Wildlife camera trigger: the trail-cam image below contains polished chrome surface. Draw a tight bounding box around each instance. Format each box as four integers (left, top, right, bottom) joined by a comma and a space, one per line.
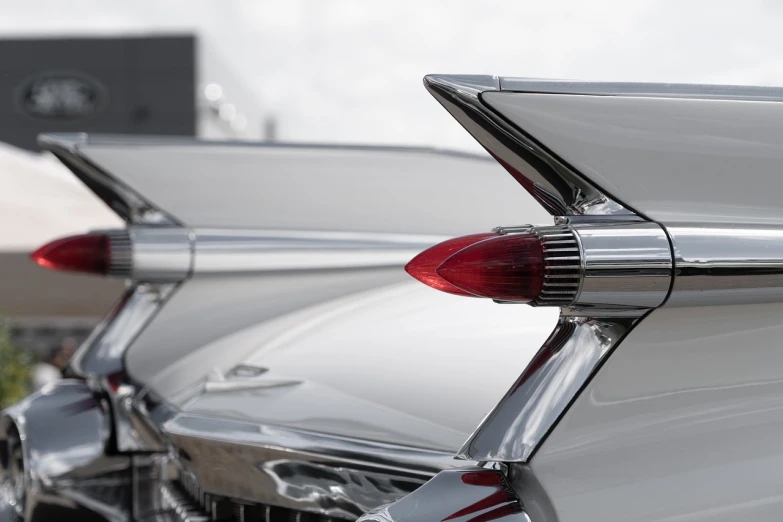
162, 413, 469, 519
498, 77, 783, 100
571, 221, 672, 311
495, 222, 671, 312
457, 315, 636, 462
191, 229, 444, 274
69, 283, 177, 377
0, 381, 133, 522
667, 224, 783, 306
130, 226, 193, 282
358, 468, 528, 522
424, 74, 638, 217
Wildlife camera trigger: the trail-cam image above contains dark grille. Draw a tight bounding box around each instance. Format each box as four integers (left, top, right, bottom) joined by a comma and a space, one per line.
161, 479, 348, 522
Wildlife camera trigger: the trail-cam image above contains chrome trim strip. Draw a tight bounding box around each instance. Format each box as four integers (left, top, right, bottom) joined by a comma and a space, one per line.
162, 413, 471, 518
533, 225, 581, 306
191, 229, 446, 274
423, 74, 639, 217
105, 229, 132, 276
666, 224, 783, 306
456, 315, 637, 462
44, 131, 498, 162
498, 77, 783, 101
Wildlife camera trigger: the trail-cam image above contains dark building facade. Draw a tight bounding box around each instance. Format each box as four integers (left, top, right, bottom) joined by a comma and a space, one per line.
0, 35, 196, 151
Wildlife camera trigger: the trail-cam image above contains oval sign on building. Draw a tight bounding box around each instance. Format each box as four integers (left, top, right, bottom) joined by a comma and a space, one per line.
18, 72, 107, 120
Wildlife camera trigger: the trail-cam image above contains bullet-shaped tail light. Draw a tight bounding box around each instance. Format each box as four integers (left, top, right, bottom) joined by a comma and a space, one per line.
406, 226, 582, 306
437, 233, 545, 302
404, 233, 498, 296
30, 231, 131, 277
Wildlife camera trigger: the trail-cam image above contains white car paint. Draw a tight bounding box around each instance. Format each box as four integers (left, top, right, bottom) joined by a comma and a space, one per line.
484, 91, 783, 225
532, 303, 783, 521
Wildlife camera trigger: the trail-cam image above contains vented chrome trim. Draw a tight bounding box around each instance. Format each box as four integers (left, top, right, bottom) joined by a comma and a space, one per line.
493, 222, 672, 313
105, 229, 132, 277
533, 225, 581, 306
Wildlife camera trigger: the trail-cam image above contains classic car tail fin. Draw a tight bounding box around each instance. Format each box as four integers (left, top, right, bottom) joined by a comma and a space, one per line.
34, 132, 551, 383
35, 133, 552, 284
417, 74, 783, 466
424, 74, 783, 224
38, 132, 547, 234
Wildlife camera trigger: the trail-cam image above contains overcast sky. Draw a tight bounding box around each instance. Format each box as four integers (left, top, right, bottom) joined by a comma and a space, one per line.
2, 0, 782, 151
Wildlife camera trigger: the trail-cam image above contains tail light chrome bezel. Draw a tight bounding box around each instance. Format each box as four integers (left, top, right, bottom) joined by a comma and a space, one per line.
411, 221, 673, 316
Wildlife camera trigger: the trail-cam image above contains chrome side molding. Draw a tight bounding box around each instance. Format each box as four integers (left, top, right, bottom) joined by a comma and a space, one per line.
666, 224, 783, 307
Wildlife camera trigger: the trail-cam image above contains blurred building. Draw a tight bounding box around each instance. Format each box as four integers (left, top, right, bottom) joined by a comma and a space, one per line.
0, 33, 267, 352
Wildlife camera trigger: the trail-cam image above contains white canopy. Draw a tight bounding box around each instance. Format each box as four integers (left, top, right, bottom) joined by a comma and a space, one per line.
0, 143, 122, 251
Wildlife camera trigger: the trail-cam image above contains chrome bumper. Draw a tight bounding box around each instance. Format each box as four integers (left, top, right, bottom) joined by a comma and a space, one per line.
0, 380, 134, 521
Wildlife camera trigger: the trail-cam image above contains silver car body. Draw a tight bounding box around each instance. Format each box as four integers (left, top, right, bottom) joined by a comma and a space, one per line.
4, 75, 783, 522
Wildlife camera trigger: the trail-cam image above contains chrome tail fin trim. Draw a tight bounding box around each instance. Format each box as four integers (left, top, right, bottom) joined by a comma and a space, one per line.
457, 315, 640, 462
423, 74, 639, 218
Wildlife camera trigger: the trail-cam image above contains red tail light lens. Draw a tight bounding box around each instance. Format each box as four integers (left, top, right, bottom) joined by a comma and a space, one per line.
30, 233, 110, 275
436, 233, 544, 302
404, 233, 497, 296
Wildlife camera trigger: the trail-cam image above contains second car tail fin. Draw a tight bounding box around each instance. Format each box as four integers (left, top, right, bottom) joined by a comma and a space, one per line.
39, 132, 548, 234
424, 74, 783, 225
37, 132, 552, 285
39, 133, 180, 226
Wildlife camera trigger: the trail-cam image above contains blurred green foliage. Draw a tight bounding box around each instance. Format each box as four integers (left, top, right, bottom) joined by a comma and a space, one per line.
0, 315, 32, 408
